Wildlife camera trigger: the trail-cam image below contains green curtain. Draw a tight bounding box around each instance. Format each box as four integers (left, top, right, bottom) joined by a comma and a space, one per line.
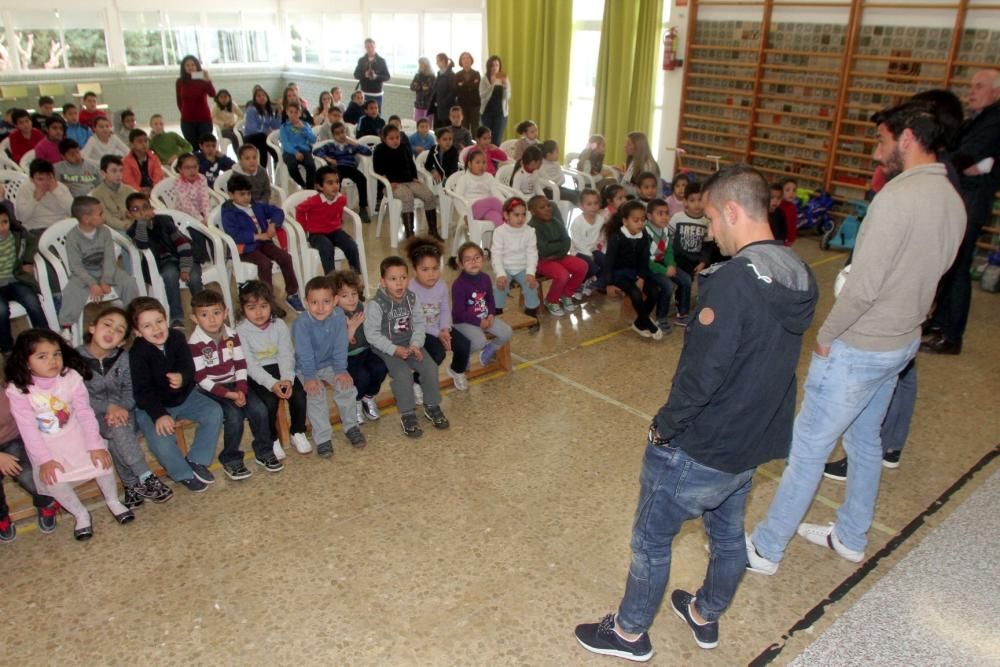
590, 0, 663, 166
486, 0, 573, 146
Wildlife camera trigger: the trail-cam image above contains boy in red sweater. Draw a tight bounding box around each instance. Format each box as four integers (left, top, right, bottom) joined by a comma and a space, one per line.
294, 165, 361, 276
79, 92, 107, 129
7, 110, 44, 164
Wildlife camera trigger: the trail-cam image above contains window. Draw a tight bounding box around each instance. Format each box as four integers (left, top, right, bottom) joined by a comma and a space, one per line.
565, 1, 604, 152
325, 14, 363, 72
370, 13, 420, 76
422, 12, 483, 69
122, 11, 166, 67
649, 2, 673, 153
9, 9, 109, 70
288, 14, 320, 66
0, 18, 10, 72
204, 13, 242, 65
165, 12, 201, 66
243, 13, 274, 64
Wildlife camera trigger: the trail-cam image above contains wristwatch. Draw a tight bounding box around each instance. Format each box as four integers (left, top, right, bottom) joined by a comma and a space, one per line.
648, 422, 670, 447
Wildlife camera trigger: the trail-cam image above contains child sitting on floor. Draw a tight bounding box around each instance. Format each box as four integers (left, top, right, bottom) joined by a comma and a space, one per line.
452, 241, 513, 368
491, 197, 540, 328
129, 297, 222, 493
333, 270, 387, 422
403, 236, 471, 392
188, 289, 277, 478
78, 306, 173, 508
5, 329, 134, 540
665, 176, 687, 218
221, 174, 304, 312
363, 257, 450, 438
236, 280, 311, 460
292, 276, 366, 455
294, 166, 362, 275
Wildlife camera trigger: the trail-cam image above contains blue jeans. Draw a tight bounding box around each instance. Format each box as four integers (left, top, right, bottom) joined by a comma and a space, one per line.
135, 389, 223, 482
493, 270, 540, 309
752, 338, 919, 558
0, 282, 49, 352
592, 251, 607, 288
881, 359, 916, 453
617, 442, 755, 633
159, 260, 203, 324
482, 111, 507, 145
201, 384, 271, 464
649, 273, 675, 320
672, 268, 693, 315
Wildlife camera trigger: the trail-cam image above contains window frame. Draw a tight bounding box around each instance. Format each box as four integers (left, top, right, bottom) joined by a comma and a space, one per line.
1, 8, 112, 73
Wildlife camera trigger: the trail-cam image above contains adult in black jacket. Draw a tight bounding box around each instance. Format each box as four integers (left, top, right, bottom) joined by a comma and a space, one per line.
923, 68, 1000, 355
601, 200, 661, 337
430, 53, 457, 130
353, 39, 391, 112
575, 165, 817, 661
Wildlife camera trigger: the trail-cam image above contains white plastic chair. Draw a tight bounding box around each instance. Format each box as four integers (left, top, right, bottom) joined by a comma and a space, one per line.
18, 150, 35, 172
0, 139, 22, 172
443, 173, 516, 257
364, 154, 427, 249
213, 124, 232, 158
142, 208, 239, 327
283, 190, 369, 289
0, 170, 28, 206
36, 219, 145, 345
499, 139, 518, 157
311, 139, 359, 211
355, 135, 381, 216
213, 169, 287, 207
415, 151, 449, 240
401, 119, 417, 134
151, 176, 226, 213
495, 163, 515, 187
266, 130, 292, 193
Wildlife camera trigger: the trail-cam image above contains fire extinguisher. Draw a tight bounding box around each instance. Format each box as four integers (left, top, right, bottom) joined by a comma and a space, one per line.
663, 28, 678, 71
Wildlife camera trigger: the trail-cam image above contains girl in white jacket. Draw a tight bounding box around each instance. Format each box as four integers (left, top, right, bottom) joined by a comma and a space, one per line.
452, 149, 507, 226
491, 197, 540, 328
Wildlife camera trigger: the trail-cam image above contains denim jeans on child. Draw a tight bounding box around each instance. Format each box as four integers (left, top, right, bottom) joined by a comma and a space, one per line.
616, 441, 755, 633
672, 268, 693, 315
159, 260, 203, 324
881, 359, 916, 454
752, 338, 919, 559
135, 389, 223, 482
0, 437, 55, 513
493, 270, 541, 310
201, 382, 272, 464
648, 273, 676, 321
0, 282, 49, 352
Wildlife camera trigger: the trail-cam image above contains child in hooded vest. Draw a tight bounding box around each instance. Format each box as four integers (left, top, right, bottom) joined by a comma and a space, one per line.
292, 276, 366, 456
363, 256, 450, 439
78, 306, 173, 508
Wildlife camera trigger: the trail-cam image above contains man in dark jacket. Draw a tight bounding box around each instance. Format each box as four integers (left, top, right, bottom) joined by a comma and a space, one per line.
575, 165, 818, 661
923, 68, 1000, 355
353, 39, 391, 113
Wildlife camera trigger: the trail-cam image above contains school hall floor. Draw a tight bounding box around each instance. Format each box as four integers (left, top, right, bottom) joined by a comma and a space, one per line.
3, 222, 999, 666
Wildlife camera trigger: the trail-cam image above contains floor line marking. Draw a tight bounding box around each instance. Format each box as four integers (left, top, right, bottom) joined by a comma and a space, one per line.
580, 327, 633, 347
807, 252, 849, 268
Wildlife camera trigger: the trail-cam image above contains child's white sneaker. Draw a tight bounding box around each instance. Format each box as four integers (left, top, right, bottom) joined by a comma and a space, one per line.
361, 396, 381, 420
290, 432, 312, 454
797, 522, 865, 563
447, 367, 469, 391
272, 439, 287, 460
413, 383, 424, 405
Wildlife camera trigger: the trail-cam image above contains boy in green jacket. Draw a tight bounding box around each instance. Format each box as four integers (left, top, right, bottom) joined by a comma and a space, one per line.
527, 195, 588, 317
149, 114, 193, 166
646, 198, 676, 332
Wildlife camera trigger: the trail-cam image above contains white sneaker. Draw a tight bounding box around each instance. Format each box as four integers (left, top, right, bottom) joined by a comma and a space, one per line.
413, 383, 424, 405
290, 432, 312, 454
60, 327, 74, 344
355, 400, 364, 425
447, 367, 469, 391
796, 522, 865, 563
560, 296, 578, 312
272, 439, 287, 461
361, 396, 381, 420
745, 533, 779, 575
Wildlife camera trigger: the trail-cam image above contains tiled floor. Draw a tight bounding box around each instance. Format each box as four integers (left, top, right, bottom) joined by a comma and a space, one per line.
3, 222, 998, 666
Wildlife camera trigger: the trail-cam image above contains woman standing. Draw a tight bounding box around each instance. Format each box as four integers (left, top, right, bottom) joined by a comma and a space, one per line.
454, 52, 482, 133
479, 55, 511, 143
176, 55, 216, 146
410, 58, 436, 123
431, 53, 457, 130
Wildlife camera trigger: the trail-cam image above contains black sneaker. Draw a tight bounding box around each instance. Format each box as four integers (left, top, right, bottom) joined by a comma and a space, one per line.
823, 458, 848, 481
423, 405, 450, 430
400, 413, 423, 438
123, 485, 145, 509
186, 459, 215, 484
223, 460, 253, 481
37, 502, 59, 533
670, 589, 719, 649
179, 477, 209, 493
316, 441, 334, 458
882, 450, 902, 469
254, 454, 285, 472
345, 426, 367, 448
143, 475, 174, 503
574, 613, 653, 662
0, 515, 15, 542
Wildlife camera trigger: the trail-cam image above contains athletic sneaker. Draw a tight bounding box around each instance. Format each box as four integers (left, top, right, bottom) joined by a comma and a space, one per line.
361, 396, 381, 420
632, 323, 652, 339
797, 522, 864, 563
882, 450, 902, 469
560, 296, 578, 312
255, 454, 284, 472
186, 459, 215, 484
286, 293, 306, 312
423, 405, 450, 429
179, 477, 209, 493
413, 383, 424, 405
291, 432, 312, 454
823, 458, 848, 481
223, 461, 253, 481
355, 400, 365, 426
582, 277, 597, 296
0, 515, 15, 543
479, 343, 498, 367
316, 441, 334, 458
345, 426, 366, 448
400, 412, 423, 438
273, 439, 287, 461
545, 302, 565, 317
656, 318, 672, 334
447, 368, 469, 391
574, 613, 653, 662
673, 314, 689, 327
670, 589, 719, 649
122, 485, 145, 509
36, 502, 59, 533
60, 327, 74, 344
745, 533, 779, 575
572, 289, 585, 301
143, 475, 174, 503
649, 324, 663, 341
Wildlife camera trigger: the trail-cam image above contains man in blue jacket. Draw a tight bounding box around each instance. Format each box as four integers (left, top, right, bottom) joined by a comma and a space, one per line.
574, 165, 818, 661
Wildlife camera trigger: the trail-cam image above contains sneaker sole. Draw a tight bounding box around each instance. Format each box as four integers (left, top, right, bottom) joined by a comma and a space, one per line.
223, 469, 254, 481
822, 471, 848, 481
254, 459, 285, 473
182, 482, 209, 493
670, 601, 719, 649
797, 525, 865, 563
151, 491, 174, 503
574, 637, 653, 662
400, 418, 423, 438
745, 535, 779, 575
190, 469, 216, 484
882, 459, 900, 469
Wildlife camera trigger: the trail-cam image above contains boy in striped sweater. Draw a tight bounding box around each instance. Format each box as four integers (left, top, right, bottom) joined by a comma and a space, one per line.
188, 289, 275, 479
